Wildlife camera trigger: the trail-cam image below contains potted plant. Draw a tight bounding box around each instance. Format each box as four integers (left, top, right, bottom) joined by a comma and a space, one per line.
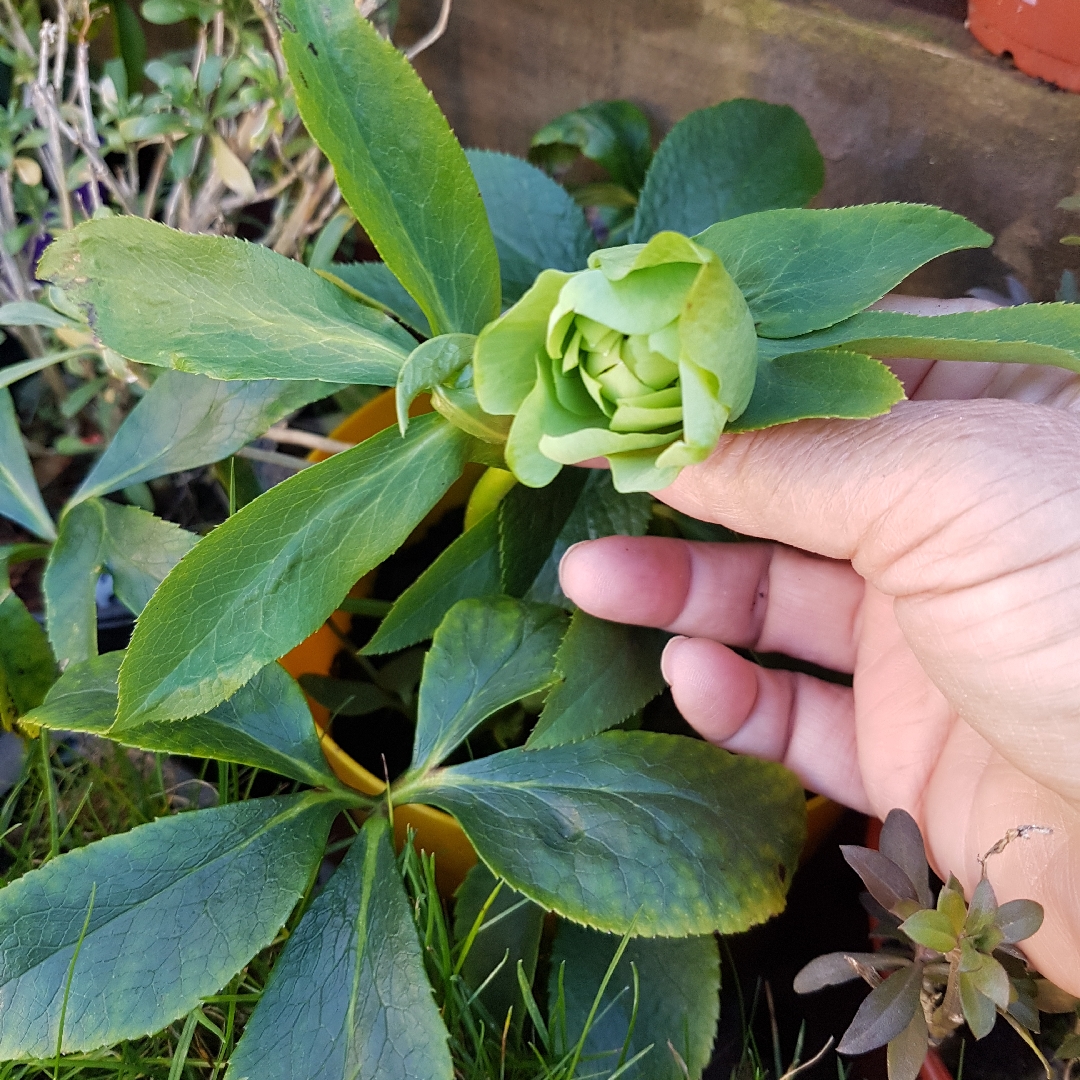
967, 0, 1080, 93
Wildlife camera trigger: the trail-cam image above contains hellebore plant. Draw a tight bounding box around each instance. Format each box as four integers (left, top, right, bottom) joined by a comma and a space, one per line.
3, 1, 1080, 1077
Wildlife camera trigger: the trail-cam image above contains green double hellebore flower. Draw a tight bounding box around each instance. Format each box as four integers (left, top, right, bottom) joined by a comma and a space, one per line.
473, 231, 757, 493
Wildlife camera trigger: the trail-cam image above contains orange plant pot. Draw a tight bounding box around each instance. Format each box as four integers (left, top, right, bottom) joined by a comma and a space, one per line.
968, 0, 1080, 92
281, 389, 843, 895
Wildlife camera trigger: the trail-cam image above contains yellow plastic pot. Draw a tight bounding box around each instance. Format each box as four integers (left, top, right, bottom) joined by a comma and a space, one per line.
281, 389, 843, 895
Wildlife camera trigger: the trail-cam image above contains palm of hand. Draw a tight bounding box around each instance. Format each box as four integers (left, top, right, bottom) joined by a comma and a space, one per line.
559, 299, 1080, 994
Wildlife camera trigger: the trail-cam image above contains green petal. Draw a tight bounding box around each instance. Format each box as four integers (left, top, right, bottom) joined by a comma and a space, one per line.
539, 426, 676, 463
655, 438, 712, 469
579, 363, 614, 416
561, 329, 583, 373
575, 317, 621, 352
589, 231, 712, 280
610, 387, 683, 432
622, 334, 679, 389
557, 263, 699, 336
596, 361, 652, 401
648, 321, 681, 364
552, 358, 602, 418
475, 268, 571, 415
678, 356, 727, 451
608, 449, 680, 493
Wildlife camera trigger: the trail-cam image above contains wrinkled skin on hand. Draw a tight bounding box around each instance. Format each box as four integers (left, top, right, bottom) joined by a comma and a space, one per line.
559, 297, 1080, 995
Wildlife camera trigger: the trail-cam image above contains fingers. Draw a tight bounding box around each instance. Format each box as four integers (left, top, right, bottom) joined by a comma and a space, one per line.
559, 535, 864, 673
659, 635, 870, 812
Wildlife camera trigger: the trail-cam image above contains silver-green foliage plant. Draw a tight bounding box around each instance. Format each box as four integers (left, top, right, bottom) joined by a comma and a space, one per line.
3, 0, 1080, 1075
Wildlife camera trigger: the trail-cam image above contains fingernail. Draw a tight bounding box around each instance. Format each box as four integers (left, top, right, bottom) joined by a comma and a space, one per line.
660, 636, 688, 685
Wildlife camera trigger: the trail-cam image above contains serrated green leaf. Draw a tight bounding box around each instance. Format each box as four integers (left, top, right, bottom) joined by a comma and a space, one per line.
38, 218, 415, 384
406, 731, 804, 936
630, 100, 823, 243
696, 205, 990, 339
0, 791, 342, 1058
530, 100, 653, 194
226, 815, 451, 1080
550, 921, 719, 1080
25, 653, 338, 788
72, 373, 334, 504
0, 565, 56, 715
528, 613, 667, 749
499, 467, 588, 598
325, 262, 431, 337
726, 350, 904, 433
363, 510, 502, 656
279, 0, 500, 336
43, 500, 197, 667
454, 862, 545, 1036
119, 414, 469, 726
467, 149, 595, 304
524, 471, 653, 608
0, 388, 54, 541
838, 963, 924, 1056
396, 334, 475, 434
899, 909, 957, 953
887, 1007, 929, 1080
756, 304, 1080, 371
412, 598, 567, 770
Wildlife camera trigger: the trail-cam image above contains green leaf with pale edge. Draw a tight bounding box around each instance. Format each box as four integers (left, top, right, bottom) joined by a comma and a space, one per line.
43, 500, 197, 667
453, 863, 544, 1036
412, 598, 567, 770
326, 262, 431, 337
396, 334, 474, 434
279, 0, 500, 336
73, 373, 334, 504
0, 565, 56, 715
528, 613, 667, 749
726, 350, 904, 433
38, 218, 414, 384
363, 511, 501, 656
225, 815, 451, 1080
119, 414, 469, 726
0, 791, 343, 1058
550, 922, 720, 1080
630, 100, 823, 243
525, 471, 653, 609
499, 467, 588, 598
466, 150, 595, 304
530, 100, 653, 194
24, 654, 337, 788
0, 388, 54, 540
406, 731, 805, 936
695, 205, 991, 338
756, 305, 1080, 369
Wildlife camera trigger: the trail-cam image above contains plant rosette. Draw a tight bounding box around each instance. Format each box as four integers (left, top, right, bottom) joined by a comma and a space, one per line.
474, 232, 757, 493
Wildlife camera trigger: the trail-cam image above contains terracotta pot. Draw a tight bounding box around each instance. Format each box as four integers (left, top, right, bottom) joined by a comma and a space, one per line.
968, 0, 1080, 92
282, 389, 844, 893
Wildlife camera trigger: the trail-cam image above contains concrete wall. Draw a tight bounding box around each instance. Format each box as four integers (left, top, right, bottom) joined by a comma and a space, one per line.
405, 0, 1080, 299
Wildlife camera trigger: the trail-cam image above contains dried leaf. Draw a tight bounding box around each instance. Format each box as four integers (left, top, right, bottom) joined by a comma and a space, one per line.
211, 134, 256, 201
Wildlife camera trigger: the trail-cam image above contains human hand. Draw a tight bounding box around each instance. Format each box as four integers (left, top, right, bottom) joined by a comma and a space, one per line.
558, 297, 1080, 994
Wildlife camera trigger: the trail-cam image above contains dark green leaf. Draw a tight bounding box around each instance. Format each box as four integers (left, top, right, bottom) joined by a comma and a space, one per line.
1057, 1034, 1080, 1060
225, 815, 451, 1080
630, 100, 823, 243
279, 0, 500, 336
118, 414, 469, 726
878, 809, 933, 909
396, 334, 475, 434
325, 262, 431, 337
0, 566, 56, 715
0, 388, 54, 541
838, 963, 924, 1056
111, 1, 147, 94
530, 100, 653, 194
412, 598, 566, 770
550, 921, 719, 1080
25, 653, 339, 788
695, 206, 990, 338
39, 218, 415, 384
407, 731, 805, 936
499, 467, 588, 598
297, 674, 394, 718
794, 953, 911, 994
466, 149, 595, 304
524, 472, 653, 608
528, 614, 667, 749
995, 899, 1043, 944
73, 373, 334, 503
363, 511, 501, 656
840, 846, 919, 916
454, 862, 545, 1036
959, 974, 997, 1040
756, 305, 1080, 371
887, 1008, 929, 1080
0, 791, 343, 1057
726, 350, 904, 434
